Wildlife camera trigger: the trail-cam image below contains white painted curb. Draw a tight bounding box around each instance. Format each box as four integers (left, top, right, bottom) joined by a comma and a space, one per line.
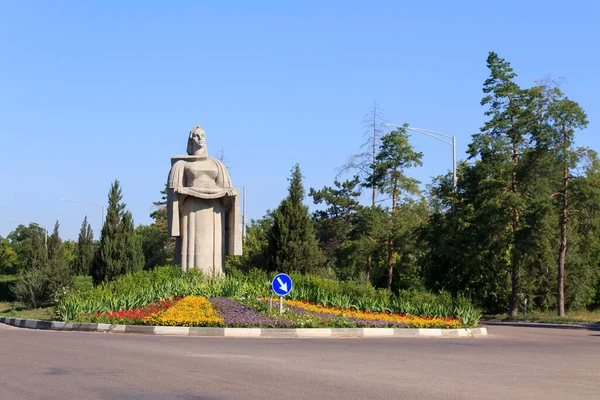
0, 317, 487, 338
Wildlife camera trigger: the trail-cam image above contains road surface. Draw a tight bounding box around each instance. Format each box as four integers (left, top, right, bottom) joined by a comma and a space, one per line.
0, 323, 598, 399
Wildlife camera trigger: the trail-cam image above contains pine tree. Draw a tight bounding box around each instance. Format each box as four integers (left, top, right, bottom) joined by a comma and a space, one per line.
529, 84, 590, 315
366, 125, 423, 289
45, 220, 72, 295
74, 216, 94, 275
309, 177, 362, 276
92, 180, 144, 284
468, 52, 531, 316
268, 164, 324, 274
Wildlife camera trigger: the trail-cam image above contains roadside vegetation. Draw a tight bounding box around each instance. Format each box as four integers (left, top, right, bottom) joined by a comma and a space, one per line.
1, 52, 600, 326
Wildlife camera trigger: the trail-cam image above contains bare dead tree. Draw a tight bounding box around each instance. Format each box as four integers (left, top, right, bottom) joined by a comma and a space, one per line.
337, 101, 387, 280
337, 101, 387, 206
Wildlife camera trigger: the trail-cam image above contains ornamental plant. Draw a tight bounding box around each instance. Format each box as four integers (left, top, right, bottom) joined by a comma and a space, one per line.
146, 296, 223, 327
77, 297, 180, 325
284, 299, 463, 329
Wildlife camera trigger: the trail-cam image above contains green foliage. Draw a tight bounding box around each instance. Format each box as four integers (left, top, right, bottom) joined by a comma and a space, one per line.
74, 216, 95, 275
72, 275, 94, 292
310, 177, 362, 276
55, 266, 478, 325
136, 224, 170, 270
92, 180, 144, 284
267, 164, 325, 274
226, 214, 273, 272
364, 125, 424, 289
8, 224, 47, 271
11, 268, 52, 308
45, 220, 73, 296
0, 275, 17, 301
137, 183, 174, 270
0, 237, 18, 274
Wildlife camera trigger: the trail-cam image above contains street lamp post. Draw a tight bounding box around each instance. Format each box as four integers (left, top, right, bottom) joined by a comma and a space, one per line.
9, 218, 47, 248
60, 198, 105, 235
385, 124, 457, 191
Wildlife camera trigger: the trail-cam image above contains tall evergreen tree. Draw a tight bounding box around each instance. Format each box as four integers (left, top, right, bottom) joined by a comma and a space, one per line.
530, 85, 590, 315
45, 220, 72, 295
366, 125, 423, 289
468, 52, 531, 316
268, 164, 324, 274
92, 180, 144, 284
47, 220, 64, 264
74, 216, 95, 275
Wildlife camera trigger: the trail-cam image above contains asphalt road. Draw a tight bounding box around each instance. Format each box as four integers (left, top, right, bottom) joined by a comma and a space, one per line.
1, 323, 599, 400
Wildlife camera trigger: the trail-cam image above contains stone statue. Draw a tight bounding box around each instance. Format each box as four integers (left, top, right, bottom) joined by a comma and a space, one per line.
167, 125, 242, 274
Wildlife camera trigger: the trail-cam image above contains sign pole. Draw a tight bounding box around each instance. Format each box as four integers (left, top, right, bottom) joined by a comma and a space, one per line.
271, 273, 293, 316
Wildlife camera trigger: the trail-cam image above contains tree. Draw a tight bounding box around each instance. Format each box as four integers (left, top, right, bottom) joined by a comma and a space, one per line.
0, 237, 18, 274
339, 102, 387, 276
226, 213, 273, 272
74, 216, 95, 275
44, 220, 72, 295
92, 180, 144, 284
468, 52, 531, 316
142, 183, 175, 267
366, 125, 423, 289
137, 223, 169, 269
309, 177, 362, 276
267, 164, 324, 274
530, 85, 590, 315
7, 224, 47, 271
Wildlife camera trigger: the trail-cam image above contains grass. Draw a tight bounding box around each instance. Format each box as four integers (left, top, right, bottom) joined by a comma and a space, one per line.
483, 310, 600, 325
0, 301, 55, 321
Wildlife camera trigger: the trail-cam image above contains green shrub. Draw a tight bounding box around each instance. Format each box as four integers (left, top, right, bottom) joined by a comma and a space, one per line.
72, 276, 94, 292
11, 269, 52, 308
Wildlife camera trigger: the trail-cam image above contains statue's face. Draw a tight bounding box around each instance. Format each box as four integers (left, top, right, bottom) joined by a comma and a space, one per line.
191, 129, 206, 149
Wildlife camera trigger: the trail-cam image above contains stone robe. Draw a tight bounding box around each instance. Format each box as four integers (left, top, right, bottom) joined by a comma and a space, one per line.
167, 155, 242, 274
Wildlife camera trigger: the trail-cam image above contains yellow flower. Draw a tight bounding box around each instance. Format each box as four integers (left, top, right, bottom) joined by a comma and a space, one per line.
146, 296, 223, 327
284, 299, 462, 329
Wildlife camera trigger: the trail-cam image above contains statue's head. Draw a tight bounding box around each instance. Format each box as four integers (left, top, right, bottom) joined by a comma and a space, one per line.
187, 125, 207, 155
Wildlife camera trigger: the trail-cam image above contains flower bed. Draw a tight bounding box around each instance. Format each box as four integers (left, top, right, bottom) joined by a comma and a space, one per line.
71, 296, 466, 329
283, 299, 463, 329
78, 297, 180, 325
209, 297, 294, 328
146, 296, 223, 327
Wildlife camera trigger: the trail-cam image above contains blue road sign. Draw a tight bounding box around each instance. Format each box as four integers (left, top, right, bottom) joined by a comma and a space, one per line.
271, 273, 293, 296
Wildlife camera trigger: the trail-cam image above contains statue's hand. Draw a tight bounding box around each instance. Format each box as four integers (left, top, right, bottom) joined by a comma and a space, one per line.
226, 188, 237, 196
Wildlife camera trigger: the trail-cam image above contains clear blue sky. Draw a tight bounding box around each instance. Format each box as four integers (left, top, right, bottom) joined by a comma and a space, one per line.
1, 1, 598, 240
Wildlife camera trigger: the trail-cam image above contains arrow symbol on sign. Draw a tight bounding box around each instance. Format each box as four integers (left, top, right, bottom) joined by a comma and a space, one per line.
277, 277, 288, 292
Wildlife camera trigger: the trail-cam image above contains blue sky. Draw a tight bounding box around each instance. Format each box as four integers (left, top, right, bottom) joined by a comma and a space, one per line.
1, 1, 598, 240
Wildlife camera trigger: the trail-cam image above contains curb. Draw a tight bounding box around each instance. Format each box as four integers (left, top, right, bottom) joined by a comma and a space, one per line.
0, 317, 487, 338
